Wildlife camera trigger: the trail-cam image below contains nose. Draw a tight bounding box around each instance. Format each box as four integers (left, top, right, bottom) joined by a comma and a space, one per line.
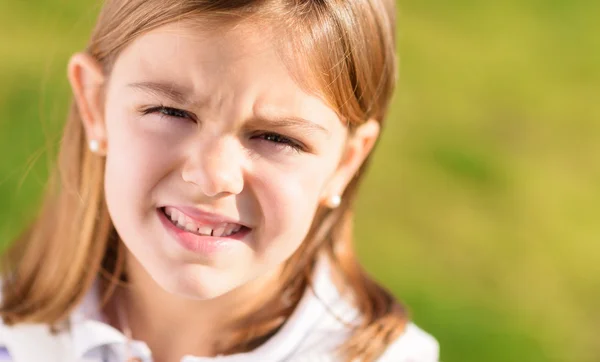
181, 137, 244, 197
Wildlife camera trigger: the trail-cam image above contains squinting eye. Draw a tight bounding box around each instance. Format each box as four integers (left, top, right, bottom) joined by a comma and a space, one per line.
254, 132, 305, 152
141, 106, 194, 121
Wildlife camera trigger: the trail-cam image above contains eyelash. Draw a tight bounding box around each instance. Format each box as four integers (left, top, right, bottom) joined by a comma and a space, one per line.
141, 105, 193, 120
140, 105, 306, 152
253, 132, 304, 152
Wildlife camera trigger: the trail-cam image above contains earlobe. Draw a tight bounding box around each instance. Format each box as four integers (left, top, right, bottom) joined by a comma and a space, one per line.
67, 52, 107, 154
321, 119, 380, 205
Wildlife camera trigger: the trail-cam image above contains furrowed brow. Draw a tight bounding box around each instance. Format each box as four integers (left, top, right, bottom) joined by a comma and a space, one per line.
254, 115, 330, 137
128, 81, 192, 105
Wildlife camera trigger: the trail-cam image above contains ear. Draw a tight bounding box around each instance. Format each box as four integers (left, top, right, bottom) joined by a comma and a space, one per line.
321, 119, 380, 205
67, 52, 107, 154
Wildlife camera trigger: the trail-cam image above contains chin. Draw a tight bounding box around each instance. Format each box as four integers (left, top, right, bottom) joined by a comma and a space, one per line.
154, 263, 242, 300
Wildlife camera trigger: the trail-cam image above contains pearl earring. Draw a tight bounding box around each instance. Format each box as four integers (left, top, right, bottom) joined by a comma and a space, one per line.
89, 139, 100, 153
327, 195, 342, 209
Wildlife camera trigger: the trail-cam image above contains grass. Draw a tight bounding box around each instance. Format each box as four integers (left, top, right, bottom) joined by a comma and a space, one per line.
1, 1, 599, 361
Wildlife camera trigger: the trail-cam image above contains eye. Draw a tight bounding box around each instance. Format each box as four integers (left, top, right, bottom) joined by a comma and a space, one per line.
141, 106, 195, 121
253, 132, 305, 152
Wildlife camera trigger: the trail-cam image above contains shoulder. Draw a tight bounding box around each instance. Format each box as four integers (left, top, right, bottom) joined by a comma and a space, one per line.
0, 287, 75, 362
0, 320, 12, 361
0, 319, 77, 362
304, 259, 439, 361
376, 323, 439, 362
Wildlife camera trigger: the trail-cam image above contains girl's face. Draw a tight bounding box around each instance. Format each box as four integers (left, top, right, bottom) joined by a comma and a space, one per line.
71, 21, 378, 299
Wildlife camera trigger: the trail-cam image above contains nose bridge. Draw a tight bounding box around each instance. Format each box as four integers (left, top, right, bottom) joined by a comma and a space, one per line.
202, 137, 236, 173
184, 135, 244, 197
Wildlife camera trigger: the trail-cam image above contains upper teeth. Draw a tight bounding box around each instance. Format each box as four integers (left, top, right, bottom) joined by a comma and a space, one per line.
164, 207, 242, 237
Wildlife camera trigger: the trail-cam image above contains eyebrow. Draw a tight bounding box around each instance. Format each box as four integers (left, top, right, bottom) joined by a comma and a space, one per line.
252, 115, 330, 137
128, 81, 194, 105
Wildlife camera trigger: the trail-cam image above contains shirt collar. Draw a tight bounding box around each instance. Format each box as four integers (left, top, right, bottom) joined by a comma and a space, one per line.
69, 256, 353, 361
70, 279, 130, 359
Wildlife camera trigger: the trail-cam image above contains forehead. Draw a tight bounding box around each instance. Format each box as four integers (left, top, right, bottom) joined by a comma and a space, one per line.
109, 20, 339, 125
131, 21, 278, 73
115, 21, 280, 93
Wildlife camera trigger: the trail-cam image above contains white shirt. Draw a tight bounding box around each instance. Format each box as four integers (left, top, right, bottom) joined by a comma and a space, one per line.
0, 261, 438, 361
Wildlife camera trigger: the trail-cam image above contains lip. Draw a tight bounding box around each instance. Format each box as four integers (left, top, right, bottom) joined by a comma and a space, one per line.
157, 208, 250, 254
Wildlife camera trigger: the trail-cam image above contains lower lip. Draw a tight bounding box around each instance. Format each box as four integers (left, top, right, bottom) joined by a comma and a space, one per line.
157, 209, 248, 254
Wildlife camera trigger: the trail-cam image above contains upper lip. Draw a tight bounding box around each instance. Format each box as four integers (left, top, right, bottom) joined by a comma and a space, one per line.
162, 206, 249, 228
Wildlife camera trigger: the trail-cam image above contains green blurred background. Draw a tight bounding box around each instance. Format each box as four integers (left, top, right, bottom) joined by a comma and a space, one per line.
1, 1, 599, 361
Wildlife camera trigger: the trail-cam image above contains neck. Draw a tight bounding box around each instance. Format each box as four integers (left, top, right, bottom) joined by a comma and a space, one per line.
113, 254, 283, 362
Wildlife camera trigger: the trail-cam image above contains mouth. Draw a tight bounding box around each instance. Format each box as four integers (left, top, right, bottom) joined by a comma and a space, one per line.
159, 207, 249, 238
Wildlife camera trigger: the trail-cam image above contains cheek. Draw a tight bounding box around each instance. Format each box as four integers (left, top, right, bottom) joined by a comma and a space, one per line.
250, 159, 332, 253
103, 105, 180, 223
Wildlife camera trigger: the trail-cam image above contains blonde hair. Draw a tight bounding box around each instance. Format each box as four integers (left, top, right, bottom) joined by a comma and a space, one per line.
1, 0, 406, 360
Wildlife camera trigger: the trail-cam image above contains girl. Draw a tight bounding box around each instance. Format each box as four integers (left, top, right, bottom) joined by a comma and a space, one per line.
0, 0, 438, 361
